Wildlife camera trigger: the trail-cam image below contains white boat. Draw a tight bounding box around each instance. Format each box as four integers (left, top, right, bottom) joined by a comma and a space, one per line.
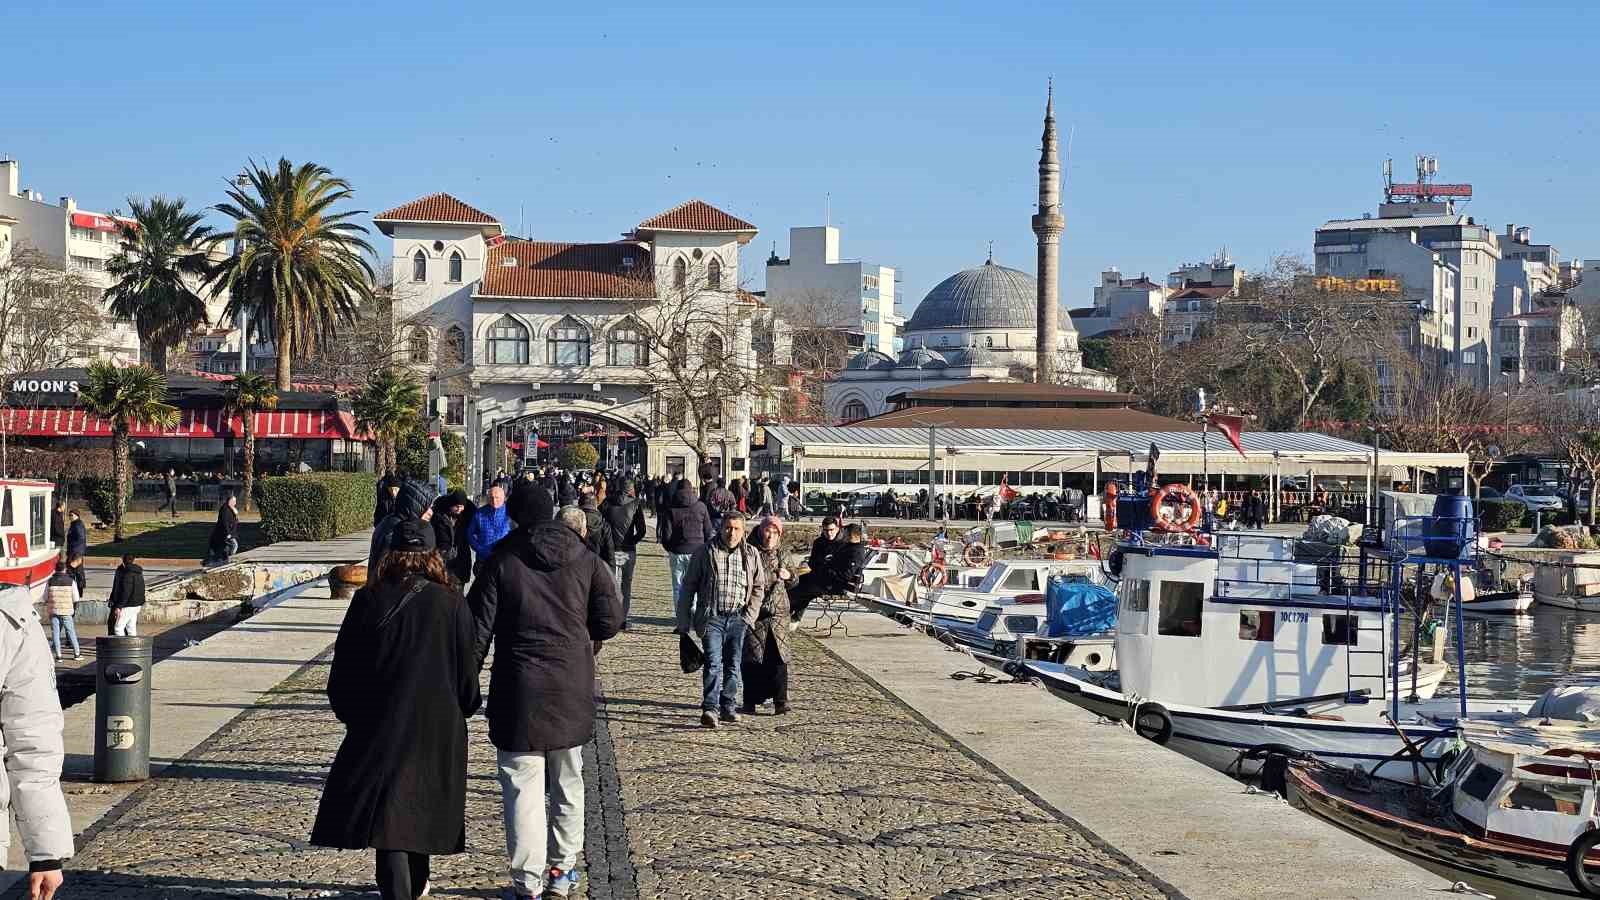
1288, 685, 1600, 898
921, 558, 1103, 623
0, 480, 60, 602
1533, 552, 1600, 612
1463, 588, 1535, 615
1024, 526, 1527, 781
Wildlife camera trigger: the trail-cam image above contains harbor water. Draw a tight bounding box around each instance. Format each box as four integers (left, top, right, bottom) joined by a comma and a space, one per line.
1439, 605, 1600, 700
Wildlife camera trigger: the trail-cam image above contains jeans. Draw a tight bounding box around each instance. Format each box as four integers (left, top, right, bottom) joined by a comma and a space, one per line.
374, 849, 430, 900
50, 614, 79, 658
667, 552, 692, 620
111, 606, 140, 636
497, 746, 584, 896
701, 612, 746, 714
612, 549, 637, 620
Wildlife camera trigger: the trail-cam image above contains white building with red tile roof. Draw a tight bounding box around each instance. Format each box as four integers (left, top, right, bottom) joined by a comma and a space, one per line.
374, 193, 762, 484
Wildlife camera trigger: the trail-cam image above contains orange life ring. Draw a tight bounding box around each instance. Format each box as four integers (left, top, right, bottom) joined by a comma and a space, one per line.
1149, 484, 1202, 532
963, 542, 991, 567
917, 562, 948, 589
1104, 482, 1119, 530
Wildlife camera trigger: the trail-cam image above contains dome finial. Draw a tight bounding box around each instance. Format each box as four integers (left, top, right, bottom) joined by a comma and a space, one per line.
986, 241, 994, 264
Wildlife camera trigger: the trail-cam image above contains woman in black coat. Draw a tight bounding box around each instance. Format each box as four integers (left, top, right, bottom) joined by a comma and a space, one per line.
311, 521, 481, 900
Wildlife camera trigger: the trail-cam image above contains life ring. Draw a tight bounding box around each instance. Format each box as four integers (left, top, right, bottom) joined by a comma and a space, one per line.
1149, 484, 1202, 532
917, 563, 948, 589
1568, 828, 1600, 897
1103, 482, 1119, 530
962, 542, 991, 568
1131, 701, 1174, 745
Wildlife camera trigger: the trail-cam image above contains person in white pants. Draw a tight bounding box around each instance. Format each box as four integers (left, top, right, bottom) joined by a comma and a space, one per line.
108, 555, 146, 637
497, 746, 584, 894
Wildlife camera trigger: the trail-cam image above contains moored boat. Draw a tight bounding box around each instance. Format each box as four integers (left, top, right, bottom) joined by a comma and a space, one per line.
0, 480, 60, 602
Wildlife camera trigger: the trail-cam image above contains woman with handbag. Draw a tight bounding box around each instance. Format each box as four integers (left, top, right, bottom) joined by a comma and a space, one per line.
311, 521, 482, 900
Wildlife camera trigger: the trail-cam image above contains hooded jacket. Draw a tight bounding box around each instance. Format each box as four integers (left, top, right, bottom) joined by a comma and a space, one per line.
600, 494, 647, 553
467, 502, 512, 561
467, 524, 623, 751
658, 479, 714, 555
0, 585, 74, 867
432, 491, 476, 583
578, 494, 613, 562
109, 562, 145, 609
368, 481, 436, 574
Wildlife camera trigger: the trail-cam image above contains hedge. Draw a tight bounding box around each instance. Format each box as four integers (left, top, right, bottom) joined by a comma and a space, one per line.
256, 473, 377, 542
1480, 498, 1527, 532
78, 475, 123, 525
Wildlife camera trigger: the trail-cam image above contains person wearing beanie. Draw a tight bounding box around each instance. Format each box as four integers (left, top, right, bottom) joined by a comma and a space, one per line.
368, 480, 437, 575
313, 518, 481, 900
468, 484, 621, 899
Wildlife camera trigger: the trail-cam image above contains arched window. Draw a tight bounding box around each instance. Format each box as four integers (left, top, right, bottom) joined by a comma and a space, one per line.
412, 249, 427, 282
607, 320, 649, 366
487, 316, 529, 365
703, 332, 725, 366
672, 257, 687, 290
842, 399, 869, 422
707, 257, 722, 290
448, 251, 463, 282
546, 316, 591, 366
442, 325, 466, 366
665, 397, 687, 429
408, 328, 430, 363
669, 333, 688, 369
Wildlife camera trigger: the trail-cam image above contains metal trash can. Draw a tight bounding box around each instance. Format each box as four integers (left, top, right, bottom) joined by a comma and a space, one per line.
94, 636, 153, 783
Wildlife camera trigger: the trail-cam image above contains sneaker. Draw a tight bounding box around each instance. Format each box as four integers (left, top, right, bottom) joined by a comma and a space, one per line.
73, 653, 82, 660
419, 881, 431, 897
544, 866, 580, 898
720, 708, 739, 724
739, 704, 757, 716
700, 712, 717, 729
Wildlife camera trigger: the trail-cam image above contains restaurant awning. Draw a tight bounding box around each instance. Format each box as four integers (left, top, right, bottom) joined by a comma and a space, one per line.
0, 407, 366, 440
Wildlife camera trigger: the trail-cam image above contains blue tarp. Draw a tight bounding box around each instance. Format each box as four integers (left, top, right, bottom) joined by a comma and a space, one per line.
1044, 578, 1118, 637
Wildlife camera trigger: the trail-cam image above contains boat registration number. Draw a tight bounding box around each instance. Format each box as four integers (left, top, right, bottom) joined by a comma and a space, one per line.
1279, 611, 1310, 623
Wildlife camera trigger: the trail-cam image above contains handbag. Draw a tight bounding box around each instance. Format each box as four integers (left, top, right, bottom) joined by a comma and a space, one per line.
678, 632, 705, 674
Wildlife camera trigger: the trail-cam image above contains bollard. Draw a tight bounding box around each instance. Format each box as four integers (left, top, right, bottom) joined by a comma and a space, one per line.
94, 636, 153, 783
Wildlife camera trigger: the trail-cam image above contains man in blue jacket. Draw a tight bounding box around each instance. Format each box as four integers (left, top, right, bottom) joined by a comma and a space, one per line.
467, 483, 512, 576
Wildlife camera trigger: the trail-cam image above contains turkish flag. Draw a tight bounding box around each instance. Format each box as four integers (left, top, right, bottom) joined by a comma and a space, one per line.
1207, 414, 1248, 458
999, 475, 1018, 502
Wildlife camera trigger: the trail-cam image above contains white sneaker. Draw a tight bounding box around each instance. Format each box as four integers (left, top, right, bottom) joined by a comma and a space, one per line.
419, 881, 430, 897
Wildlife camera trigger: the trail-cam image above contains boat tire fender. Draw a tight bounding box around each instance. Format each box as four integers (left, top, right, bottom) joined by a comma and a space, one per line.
1568, 829, 1600, 897
1132, 701, 1174, 745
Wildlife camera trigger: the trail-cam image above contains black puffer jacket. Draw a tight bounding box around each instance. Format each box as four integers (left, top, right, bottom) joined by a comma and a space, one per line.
600, 495, 647, 553
578, 495, 613, 563
431, 491, 474, 582
658, 479, 714, 555
467, 524, 623, 751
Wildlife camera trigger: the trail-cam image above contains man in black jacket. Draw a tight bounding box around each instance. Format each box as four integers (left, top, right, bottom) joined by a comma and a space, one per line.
658, 478, 713, 622
576, 489, 613, 565
108, 554, 146, 636
368, 481, 435, 574
599, 478, 648, 627
65, 510, 87, 561
431, 490, 473, 585
207, 497, 237, 566
468, 483, 622, 900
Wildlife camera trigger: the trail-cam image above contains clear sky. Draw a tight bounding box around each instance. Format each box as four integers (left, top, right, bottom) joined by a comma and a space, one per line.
7, 1, 1597, 316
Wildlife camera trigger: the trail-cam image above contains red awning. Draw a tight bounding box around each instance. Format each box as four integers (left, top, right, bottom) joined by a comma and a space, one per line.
0, 407, 366, 441
70, 212, 124, 233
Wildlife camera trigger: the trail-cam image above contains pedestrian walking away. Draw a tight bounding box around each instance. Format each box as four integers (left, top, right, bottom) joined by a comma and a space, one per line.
0, 581, 75, 898
677, 512, 764, 728
600, 478, 647, 627
108, 554, 146, 636
44, 562, 81, 661
658, 478, 713, 623
742, 516, 797, 715
467, 484, 623, 900
312, 520, 481, 900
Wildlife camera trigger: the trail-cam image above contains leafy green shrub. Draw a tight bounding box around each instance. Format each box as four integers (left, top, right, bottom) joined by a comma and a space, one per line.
560, 440, 599, 471
77, 475, 122, 525
1480, 499, 1527, 532
395, 417, 431, 481
256, 473, 377, 542
441, 431, 466, 492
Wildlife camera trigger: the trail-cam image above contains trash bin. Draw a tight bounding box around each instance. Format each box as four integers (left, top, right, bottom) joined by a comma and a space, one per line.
94, 636, 153, 783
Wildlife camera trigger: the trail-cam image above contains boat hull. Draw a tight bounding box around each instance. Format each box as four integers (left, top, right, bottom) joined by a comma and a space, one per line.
1463, 590, 1535, 615
1535, 590, 1600, 612
0, 553, 58, 604
1287, 765, 1593, 898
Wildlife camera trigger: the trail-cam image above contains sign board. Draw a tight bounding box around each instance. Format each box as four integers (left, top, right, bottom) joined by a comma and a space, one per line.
1387, 183, 1473, 199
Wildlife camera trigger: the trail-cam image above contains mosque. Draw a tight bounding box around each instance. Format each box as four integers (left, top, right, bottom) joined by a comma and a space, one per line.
822, 89, 1116, 423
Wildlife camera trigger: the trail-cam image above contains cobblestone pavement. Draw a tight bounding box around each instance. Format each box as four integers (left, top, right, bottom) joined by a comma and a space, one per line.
31, 544, 1168, 900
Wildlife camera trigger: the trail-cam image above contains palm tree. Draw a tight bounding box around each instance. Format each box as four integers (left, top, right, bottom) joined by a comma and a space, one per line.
352, 368, 424, 476
79, 362, 179, 541
222, 373, 278, 513
205, 159, 376, 391
104, 196, 214, 371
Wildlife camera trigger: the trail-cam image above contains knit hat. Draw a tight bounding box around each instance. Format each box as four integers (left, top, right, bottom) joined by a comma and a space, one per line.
391, 519, 431, 551
759, 515, 784, 536
509, 482, 555, 526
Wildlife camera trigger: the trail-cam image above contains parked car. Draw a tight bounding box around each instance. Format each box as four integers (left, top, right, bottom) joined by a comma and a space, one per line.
1477, 486, 1503, 500
1506, 483, 1564, 513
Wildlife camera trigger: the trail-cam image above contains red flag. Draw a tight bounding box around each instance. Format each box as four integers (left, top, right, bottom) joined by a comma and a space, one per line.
999, 474, 1018, 502
1207, 413, 1248, 459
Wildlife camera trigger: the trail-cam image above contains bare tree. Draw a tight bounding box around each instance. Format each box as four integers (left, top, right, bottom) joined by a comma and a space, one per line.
1538, 396, 1600, 524
764, 287, 860, 421
1381, 370, 1536, 502
0, 247, 104, 381
1106, 313, 1194, 417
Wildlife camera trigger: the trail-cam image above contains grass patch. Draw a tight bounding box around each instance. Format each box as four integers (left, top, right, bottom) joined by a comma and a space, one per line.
87, 521, 268, 560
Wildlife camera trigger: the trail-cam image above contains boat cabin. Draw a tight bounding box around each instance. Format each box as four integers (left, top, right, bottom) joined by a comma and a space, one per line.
1449, 718, 1600, 853
0, 480, 59, 598
1114, 532, 1390, 709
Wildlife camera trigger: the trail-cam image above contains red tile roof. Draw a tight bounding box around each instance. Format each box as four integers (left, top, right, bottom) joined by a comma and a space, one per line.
636, 200, 756, 233
1168, 285, 1232, 301
375, 193, 499, 226
478, 240, 654, 299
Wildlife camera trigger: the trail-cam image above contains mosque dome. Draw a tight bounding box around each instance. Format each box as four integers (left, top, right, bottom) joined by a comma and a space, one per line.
845, 349, 896, 371
904, 259, 1076, 333
946, 345, 1002, 367
895, 347, 948, 369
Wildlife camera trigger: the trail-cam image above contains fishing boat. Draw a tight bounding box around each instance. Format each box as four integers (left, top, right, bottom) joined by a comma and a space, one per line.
0, 479, 60, 601
919, 558, 1103, 623
1287, 684, 1600, 898
1023, 493, 1528, 781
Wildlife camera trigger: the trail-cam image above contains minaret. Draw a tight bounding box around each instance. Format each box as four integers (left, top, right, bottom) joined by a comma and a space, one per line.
1031, 81, 1064, 384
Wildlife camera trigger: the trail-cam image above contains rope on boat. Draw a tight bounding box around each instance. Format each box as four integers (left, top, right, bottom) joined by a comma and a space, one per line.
1448, 881, 1496, 898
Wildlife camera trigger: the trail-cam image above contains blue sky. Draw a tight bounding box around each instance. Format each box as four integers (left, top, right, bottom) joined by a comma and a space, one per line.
8, 1, 1597, 315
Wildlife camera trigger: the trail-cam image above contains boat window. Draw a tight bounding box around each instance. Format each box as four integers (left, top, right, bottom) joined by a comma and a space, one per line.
1004, 615, 1039, 636
976, 565, 1005, 593
1502, 781, 1584, 815
1120, 579, 1149, 612
0, 490, 11, 527
1239, 610, 1275, 641
1322, 614, 1358, 646
1459, 764, 1502, 802
1158, 581, 1205, 637
28, 494, 45, 549
1002, 568, 1038, 591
